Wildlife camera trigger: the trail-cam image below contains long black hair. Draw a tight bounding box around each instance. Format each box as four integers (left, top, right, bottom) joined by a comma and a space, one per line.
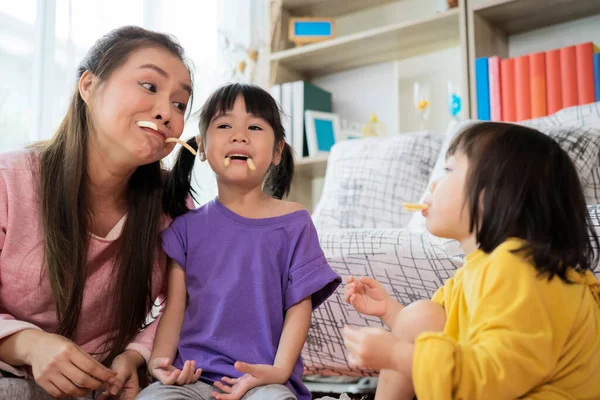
33, 25, 192, 366
448, 122, 599, 282
163, 83, 294, 219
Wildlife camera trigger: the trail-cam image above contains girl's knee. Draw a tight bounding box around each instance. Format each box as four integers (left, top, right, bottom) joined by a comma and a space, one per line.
392, 300, 445, 341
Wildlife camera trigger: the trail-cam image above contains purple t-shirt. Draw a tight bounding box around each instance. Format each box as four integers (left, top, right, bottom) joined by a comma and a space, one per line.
161, 198, 341, 400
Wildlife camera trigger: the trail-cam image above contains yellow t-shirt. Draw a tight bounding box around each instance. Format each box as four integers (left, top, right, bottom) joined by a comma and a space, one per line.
413, 238, 600, 399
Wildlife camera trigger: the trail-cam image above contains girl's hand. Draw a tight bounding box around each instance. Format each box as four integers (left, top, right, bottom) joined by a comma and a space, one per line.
148, 358, 202, 386
344, 276, 393, 318
26, 331, 116, 398
342, 326, 397, 371
97, 350, 142, 400
211, 362, 288, 400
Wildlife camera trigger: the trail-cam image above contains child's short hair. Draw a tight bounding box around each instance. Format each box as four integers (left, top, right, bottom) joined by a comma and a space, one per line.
447, 122, 599, 281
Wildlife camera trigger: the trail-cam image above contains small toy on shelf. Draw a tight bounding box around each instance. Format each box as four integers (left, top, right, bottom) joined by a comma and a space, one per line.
362, 114, 387, 137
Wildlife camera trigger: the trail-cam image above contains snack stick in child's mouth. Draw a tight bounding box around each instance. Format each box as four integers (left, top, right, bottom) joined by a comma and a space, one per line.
403, 202, 429, 212
223, 155, 256, 171
164, 137, 197, 156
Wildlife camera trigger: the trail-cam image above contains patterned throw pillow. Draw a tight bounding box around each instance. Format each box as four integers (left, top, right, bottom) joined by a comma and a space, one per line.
312, 131, 443, 230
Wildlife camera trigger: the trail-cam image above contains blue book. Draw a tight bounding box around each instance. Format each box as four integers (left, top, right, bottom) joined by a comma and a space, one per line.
594, 53, 600, 102
476, 57, 491, 120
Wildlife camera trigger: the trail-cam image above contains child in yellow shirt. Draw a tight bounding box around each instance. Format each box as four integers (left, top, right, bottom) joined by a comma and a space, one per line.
343, 122, 600, 400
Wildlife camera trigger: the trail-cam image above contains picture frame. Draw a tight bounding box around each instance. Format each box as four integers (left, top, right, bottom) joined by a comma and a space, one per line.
288, 17, 335, 47
304, 110, 341, 156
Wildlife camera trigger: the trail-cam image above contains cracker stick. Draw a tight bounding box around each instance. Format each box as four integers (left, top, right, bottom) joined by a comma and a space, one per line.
247, 158, 256, 171
165, 137, 197, 156
403, 202, 429, 212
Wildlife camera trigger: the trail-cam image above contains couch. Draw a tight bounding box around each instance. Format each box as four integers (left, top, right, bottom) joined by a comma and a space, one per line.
300, 102, 600, 393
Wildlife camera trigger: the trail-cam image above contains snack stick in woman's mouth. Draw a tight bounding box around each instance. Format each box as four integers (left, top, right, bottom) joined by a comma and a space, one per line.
223, 154, 256, 171
403, 202, 429, 212
164, 138, 197, 156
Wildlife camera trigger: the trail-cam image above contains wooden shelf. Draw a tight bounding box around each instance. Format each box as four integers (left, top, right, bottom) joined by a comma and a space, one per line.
270, 9, 461, 80
281, 0, 398, 17
295, 155, 328, 177
473, 0, 600, 35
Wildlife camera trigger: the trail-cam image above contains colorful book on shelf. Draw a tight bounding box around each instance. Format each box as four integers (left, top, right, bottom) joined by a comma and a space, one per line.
575, 42, 599, 105
488, 56, 502, 121
560, 45, 579, 108
475, 57, 491, 120
515, 55, 531, 121
595, 53, 600, 102
530, 52, 547, 118
291, 80, 332, 158
501, 58, 516, 122
545, 49, 562, 115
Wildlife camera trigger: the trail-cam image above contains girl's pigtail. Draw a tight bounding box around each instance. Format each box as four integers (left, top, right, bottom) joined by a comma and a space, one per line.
163, 137, 199, 218
265, 142, 295, 200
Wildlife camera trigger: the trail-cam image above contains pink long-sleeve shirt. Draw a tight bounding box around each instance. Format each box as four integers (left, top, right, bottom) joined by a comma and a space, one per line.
0, 150, 168, 377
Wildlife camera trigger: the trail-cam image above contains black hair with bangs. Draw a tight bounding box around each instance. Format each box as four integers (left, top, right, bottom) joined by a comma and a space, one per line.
447, 121, 598, 281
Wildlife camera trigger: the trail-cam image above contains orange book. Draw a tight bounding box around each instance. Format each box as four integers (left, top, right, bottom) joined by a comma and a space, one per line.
501, 58, 516, 122
530, 52, 547, 118
545, 49, 562, 114
515, 55, 531, 121
576, 42, 599, 105
560, 45, 578, 108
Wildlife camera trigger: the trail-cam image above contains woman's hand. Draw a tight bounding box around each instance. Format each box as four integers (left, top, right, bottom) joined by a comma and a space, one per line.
25, 330, 116, 398
97, 350, 144, 400
342, 326, 398, 371
344, 276, 397, 321
148, 357, 202, 386
211, 362, 288, 400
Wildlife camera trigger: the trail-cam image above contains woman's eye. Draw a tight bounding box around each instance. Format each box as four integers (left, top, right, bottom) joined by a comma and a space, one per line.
140, 82, 157, 93
248, 125, 262, 131
444, 167, 452, 173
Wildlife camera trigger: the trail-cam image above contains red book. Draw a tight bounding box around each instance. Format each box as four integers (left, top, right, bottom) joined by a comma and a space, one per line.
515, 55, 531, 121
560, 45, 578, 108
530, 52, 547, 118
545, 49, 562, 114
575, 42, 599, 105
501, 58, 516, 122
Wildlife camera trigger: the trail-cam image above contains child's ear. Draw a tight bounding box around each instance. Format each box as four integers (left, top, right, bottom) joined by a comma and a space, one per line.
197, 138, 207, 162
272, 141, 285, 166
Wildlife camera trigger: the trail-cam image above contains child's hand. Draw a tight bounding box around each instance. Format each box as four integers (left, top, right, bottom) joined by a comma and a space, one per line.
211, 362, 288, 400
148, 357, 202, 386
342, 326, 397, 371
344, 275, 392, 318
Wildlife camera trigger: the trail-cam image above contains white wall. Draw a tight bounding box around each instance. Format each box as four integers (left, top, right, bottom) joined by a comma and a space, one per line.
313, 61, 400, 136
509, 14, 600, 57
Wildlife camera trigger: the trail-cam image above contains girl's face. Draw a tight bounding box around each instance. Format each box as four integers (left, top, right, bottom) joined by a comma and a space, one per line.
424, 150, 474, 243
81, 47, 192, 166
203, 95, 282, 188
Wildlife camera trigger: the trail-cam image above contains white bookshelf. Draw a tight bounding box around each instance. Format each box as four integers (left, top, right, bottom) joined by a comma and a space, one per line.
271, 8, 461, 81
467, 0, 600, 116
270, 0, 468, 211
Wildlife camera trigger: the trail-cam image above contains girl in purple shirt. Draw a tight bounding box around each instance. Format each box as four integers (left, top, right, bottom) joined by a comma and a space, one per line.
136, 83, 341, 400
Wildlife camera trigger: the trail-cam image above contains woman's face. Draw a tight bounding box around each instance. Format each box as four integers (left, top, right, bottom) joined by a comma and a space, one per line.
81, 46, 191, 166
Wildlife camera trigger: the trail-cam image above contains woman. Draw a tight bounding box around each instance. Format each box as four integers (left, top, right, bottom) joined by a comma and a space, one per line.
0, 25, 193, 399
